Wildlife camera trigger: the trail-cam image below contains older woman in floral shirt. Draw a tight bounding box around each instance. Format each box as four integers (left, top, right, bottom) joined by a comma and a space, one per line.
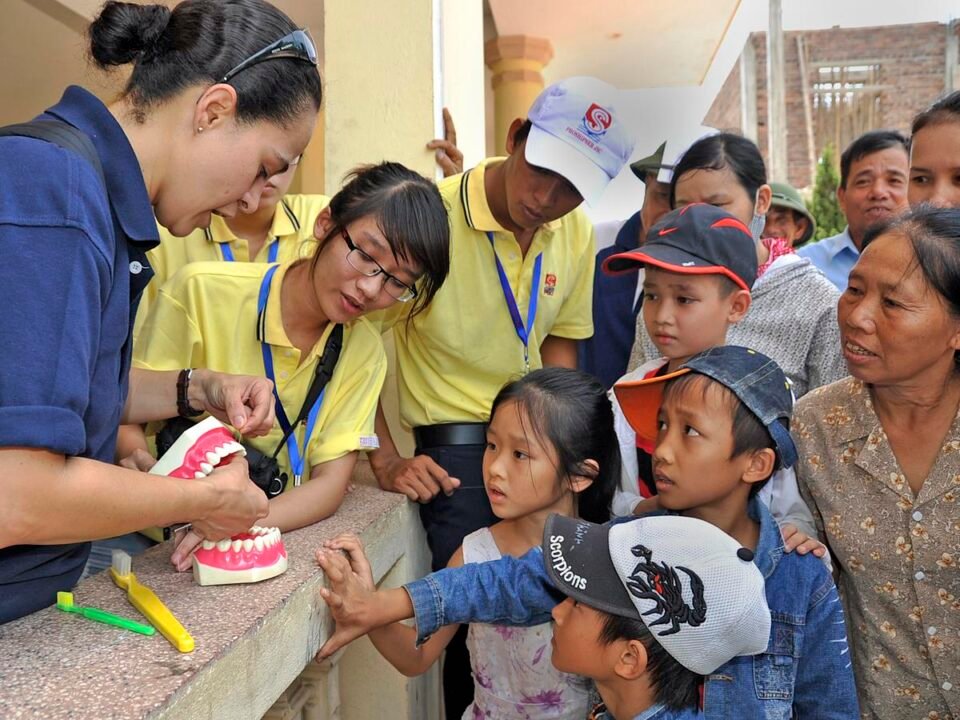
794, 206, 960, 720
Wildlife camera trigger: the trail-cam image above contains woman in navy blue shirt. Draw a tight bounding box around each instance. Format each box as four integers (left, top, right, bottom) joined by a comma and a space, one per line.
0, 0, 323, 623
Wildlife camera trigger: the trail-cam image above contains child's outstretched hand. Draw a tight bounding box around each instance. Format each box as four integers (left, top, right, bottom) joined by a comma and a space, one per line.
315, 534, 380, 660
781, 524, 827, 557
321, 533, 375, 589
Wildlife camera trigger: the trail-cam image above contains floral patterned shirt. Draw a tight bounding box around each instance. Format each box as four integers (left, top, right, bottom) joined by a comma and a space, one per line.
794, 377, 959, 720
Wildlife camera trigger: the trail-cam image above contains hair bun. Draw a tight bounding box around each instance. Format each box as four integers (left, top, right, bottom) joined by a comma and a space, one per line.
89, 1, 171, 67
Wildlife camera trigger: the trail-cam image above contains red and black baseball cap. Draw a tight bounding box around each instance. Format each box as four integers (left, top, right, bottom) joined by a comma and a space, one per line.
601, 203, 759, 292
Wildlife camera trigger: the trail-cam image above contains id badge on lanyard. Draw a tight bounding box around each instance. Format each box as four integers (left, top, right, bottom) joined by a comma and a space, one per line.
257, 264, 324, 486
486, 232, 542, 373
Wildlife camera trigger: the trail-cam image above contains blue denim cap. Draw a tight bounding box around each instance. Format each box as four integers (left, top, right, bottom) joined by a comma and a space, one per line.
614, 345, 798, 469
524, 77, 636, 205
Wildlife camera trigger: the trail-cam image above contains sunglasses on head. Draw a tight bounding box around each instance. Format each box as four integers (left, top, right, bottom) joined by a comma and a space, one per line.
220, 29, 318, 85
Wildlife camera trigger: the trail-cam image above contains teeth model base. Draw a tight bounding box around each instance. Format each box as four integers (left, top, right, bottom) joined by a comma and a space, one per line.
149, 416, 246, 480
192, 526, 288, 586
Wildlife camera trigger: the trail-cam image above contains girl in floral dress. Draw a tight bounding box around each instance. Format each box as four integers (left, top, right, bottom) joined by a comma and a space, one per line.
323, 367, 618, 719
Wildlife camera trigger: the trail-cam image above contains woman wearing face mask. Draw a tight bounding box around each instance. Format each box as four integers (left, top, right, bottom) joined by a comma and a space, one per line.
0, 0, 322, 623
129, 163, 450, 571
628, 133, 845, 397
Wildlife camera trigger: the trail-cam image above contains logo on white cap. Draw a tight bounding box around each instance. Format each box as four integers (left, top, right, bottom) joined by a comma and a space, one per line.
582, 103, 613, 139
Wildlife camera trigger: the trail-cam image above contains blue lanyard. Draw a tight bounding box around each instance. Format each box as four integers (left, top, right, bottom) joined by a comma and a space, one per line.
257, 264, 324, 486
222, 240, 279, 263
486, 232, 542, 372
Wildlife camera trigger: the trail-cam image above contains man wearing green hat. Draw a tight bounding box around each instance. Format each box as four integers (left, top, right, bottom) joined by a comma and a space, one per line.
578, 143, 673, 388
763, 181, 816, 247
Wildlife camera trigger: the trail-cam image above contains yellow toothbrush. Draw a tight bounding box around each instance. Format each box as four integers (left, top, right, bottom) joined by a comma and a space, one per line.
109, 549, 195, 653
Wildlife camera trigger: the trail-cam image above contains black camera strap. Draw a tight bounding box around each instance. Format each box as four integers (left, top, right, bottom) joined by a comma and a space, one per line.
270, 323, 344, 459
0, 120, 105, 186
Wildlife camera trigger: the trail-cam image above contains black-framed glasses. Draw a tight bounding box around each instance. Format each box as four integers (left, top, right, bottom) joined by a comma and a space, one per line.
341, 228, 418, 303
220, 29, 318, 85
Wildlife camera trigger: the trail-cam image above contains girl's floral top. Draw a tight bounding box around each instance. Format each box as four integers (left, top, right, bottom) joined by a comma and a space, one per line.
462, 527, 591, 720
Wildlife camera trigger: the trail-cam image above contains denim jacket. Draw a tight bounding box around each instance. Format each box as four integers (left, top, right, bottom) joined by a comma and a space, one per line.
404, 498, 860, 719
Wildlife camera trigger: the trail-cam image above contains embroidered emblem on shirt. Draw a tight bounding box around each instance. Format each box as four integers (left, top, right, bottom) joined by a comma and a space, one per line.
544, 273, 558, 296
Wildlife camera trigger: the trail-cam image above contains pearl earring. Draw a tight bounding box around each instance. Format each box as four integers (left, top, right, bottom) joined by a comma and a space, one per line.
197, 126, 204, 133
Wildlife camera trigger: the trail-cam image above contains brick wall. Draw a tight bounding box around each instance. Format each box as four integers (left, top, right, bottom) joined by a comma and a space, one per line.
705, 57, 742, 134
704, 22, 954, 188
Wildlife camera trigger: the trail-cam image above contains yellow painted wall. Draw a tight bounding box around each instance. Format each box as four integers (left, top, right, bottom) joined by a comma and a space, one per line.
323, 0, 444, 457
322, 0, 439, 186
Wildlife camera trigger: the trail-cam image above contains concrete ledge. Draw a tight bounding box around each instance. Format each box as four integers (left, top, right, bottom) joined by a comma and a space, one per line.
0, 479, 437, 720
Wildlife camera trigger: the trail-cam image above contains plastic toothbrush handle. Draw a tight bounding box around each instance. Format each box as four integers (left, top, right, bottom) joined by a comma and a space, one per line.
80, 606, 156, 636
129, 580, 195, 653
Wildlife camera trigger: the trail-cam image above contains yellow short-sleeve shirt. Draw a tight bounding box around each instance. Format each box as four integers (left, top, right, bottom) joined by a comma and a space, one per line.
136, 194, 329, 342
379, 158, 595, 428
133, 260, 385, 486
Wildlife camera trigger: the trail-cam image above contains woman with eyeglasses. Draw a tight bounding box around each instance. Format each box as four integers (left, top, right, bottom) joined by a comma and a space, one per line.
129, 163, 450, 571
0, 0, 323, 623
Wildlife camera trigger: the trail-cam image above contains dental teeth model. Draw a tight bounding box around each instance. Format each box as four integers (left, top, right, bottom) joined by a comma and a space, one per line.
192, 526, 288, 586
149, 416, 246, 479
150, 418, 287, 585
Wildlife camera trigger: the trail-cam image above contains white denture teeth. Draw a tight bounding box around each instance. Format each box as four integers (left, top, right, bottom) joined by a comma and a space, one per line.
254, 537, 265, 551
206, 452, 220, 466
200, 462, 214, 475
214, 445, 231, 458
194, 471, 205, 479
243, 539, 254, 552
202, 540, 216, 550
250, 526, 262, 535
231, 539, 242, 552
217, 539, 231, 551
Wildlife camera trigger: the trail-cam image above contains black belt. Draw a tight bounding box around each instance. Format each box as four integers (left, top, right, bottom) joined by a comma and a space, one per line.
414, 423, 487, 449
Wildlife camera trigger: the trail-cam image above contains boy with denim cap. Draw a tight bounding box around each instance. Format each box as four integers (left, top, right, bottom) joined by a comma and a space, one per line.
545, 513, 771, 719
316, 347, 859, 719
601, 204, 822, 557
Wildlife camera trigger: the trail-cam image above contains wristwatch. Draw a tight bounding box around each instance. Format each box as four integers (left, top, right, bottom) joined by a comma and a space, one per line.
177, 368, 204, 417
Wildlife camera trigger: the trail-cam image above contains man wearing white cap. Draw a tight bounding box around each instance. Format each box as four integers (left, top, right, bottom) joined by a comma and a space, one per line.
369, 76, 636, 715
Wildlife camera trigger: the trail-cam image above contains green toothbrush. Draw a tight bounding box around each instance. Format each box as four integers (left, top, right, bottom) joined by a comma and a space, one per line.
56, 591, 156, 636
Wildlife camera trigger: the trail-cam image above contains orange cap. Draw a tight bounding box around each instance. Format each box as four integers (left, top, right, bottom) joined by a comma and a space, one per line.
613, 367, 692, 443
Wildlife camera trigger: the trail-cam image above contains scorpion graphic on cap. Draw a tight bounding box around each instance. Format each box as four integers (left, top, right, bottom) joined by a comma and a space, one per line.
625, 544, 707, 636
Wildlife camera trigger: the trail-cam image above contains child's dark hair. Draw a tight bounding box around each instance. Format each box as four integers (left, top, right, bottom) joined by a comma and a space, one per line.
310, 162, 450, 318
598, 612, 701, 711
663, 373, 783, 494
89, 0, 322, 127
669, 133, 767, 208
489, 368, 619, 523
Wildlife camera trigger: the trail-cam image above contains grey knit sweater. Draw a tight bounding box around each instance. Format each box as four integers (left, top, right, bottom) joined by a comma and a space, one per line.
627, 255, 845, 397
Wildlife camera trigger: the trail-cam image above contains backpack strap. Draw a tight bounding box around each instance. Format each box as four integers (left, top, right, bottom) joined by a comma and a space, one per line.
0, 119, 105, 186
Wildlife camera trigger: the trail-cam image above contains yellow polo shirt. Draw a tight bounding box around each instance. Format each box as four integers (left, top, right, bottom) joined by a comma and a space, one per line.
133, 261, 385, 487
135, 194, 330, 342
381, 158, 595, 428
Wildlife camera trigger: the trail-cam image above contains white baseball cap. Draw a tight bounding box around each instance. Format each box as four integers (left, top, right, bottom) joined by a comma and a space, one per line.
524, 77, 636, 205
544, 513, 771, 676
